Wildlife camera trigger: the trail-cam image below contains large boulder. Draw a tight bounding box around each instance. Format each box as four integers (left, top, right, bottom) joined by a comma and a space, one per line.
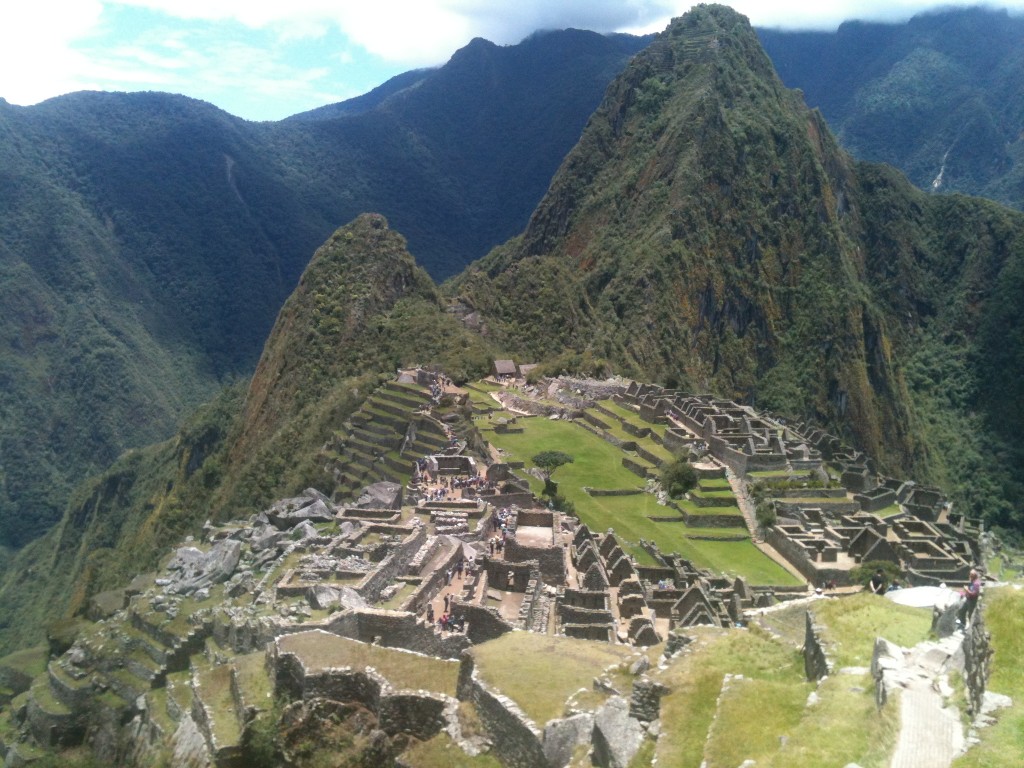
356, 481, 403, 510
266, 492, 336, 530
543, 713, 594, 768
591, 696, 644, 768
164, 539, 242, 595
307, 586, 368, 612
250, 524, 286, 552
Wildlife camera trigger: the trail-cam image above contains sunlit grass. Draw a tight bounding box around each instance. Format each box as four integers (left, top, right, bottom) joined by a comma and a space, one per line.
276, 631, 459, 696
654, 627, 803, 767
762, 674, 899, 768
953, 587, 1024, 768
810, 593, 932, 667
485, 413, 799, 584
472, 632, 647, 726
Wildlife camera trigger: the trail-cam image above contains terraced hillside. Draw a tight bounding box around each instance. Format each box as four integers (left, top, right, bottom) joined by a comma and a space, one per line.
323, 379, 450, 501
473, 381, 799, 586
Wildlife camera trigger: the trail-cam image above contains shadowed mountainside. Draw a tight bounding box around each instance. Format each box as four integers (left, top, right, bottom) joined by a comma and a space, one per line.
759, 6, 1024, 208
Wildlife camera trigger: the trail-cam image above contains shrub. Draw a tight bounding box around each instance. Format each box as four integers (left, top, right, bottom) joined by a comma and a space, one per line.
662, 458, 698, 499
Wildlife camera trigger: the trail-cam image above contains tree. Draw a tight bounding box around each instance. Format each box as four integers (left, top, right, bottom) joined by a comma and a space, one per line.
532, 451, 574, 496
661, 457, 698, 499
849, 560, 902, 589
532, 451, 574, 475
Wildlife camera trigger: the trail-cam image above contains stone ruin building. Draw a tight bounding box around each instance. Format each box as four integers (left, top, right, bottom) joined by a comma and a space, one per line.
614, 381, 980, 588
1, 367, 982, 767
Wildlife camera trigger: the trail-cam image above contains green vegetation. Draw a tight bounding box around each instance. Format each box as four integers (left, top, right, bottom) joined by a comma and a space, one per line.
655, 628, 806, 767
485, 409, 798, 584
0, 30, 652, 554
276, 633, 460, 697
811, 593, 932, 667
402, 736, 504, 767
531, 451, 575, 475
654, 622, 900, 768
661, 458, 699, 499
953, 588, 1024, 768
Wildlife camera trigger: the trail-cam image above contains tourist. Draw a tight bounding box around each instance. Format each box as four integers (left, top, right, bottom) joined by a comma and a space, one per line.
426, 604, 434, 623
868, 569, 886, 595
957, 569, 981, 625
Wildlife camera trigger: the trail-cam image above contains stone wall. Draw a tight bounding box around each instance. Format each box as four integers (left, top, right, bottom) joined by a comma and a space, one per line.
325, 609, 470, 659
503, 539, 565, 583
766, 527, 850, 587
451, 603, 515, 645
620, 420, 651, 439
582, 411, 613, 431
577, 420, 629, 449
487, 492, 536, 509
273, 639, 453, 742
456, 653, 547, 768
633, 444, 665, 468
404, 541, 463, 616
516, 510, 554, 528
681, 512, 744, 529
584, 487, 643, 497
802, 611, 832, 681
962, 606, 993, 717
355, 525, 427, 603
557, 605, 614, 625
621, 457, 653, 479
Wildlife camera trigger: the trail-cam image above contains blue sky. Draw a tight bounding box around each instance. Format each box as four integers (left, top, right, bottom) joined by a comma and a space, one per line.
2, 1, 1023, 121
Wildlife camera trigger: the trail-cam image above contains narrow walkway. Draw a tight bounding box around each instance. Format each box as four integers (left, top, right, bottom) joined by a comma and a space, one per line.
881, 634, 965, 768
891, 682, 964, 768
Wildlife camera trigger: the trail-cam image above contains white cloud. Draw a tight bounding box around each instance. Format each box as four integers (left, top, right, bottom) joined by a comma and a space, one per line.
108, 0, 677, 64
4, 1, 1024, 117
0, 1, 103, 104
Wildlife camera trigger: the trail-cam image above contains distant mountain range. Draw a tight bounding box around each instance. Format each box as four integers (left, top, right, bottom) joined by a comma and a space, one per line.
759, 5, 1024, 205
3, 5, 1024, 555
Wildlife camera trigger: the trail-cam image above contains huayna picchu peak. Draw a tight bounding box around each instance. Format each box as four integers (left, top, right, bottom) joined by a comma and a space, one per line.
2, 4, 1024, 767
453, 5, 1024, 530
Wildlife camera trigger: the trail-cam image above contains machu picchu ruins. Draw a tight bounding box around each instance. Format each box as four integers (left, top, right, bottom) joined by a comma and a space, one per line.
1, 365, 1006, 767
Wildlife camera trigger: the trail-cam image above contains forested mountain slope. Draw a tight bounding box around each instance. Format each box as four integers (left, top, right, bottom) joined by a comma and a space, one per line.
4, 2, 1024, 663
452, 5, 1024, 529
0, 29, 647, 549
759, 6, 1024, 208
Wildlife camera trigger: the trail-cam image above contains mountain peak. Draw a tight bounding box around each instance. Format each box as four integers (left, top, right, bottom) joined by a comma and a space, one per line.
454, 2, 908, 464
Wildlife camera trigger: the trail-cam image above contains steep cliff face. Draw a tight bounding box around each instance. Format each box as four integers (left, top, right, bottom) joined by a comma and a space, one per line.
455, 5, 913, 469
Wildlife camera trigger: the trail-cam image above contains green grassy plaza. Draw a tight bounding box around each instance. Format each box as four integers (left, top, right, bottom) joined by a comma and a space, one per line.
480, 408, 800, 585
